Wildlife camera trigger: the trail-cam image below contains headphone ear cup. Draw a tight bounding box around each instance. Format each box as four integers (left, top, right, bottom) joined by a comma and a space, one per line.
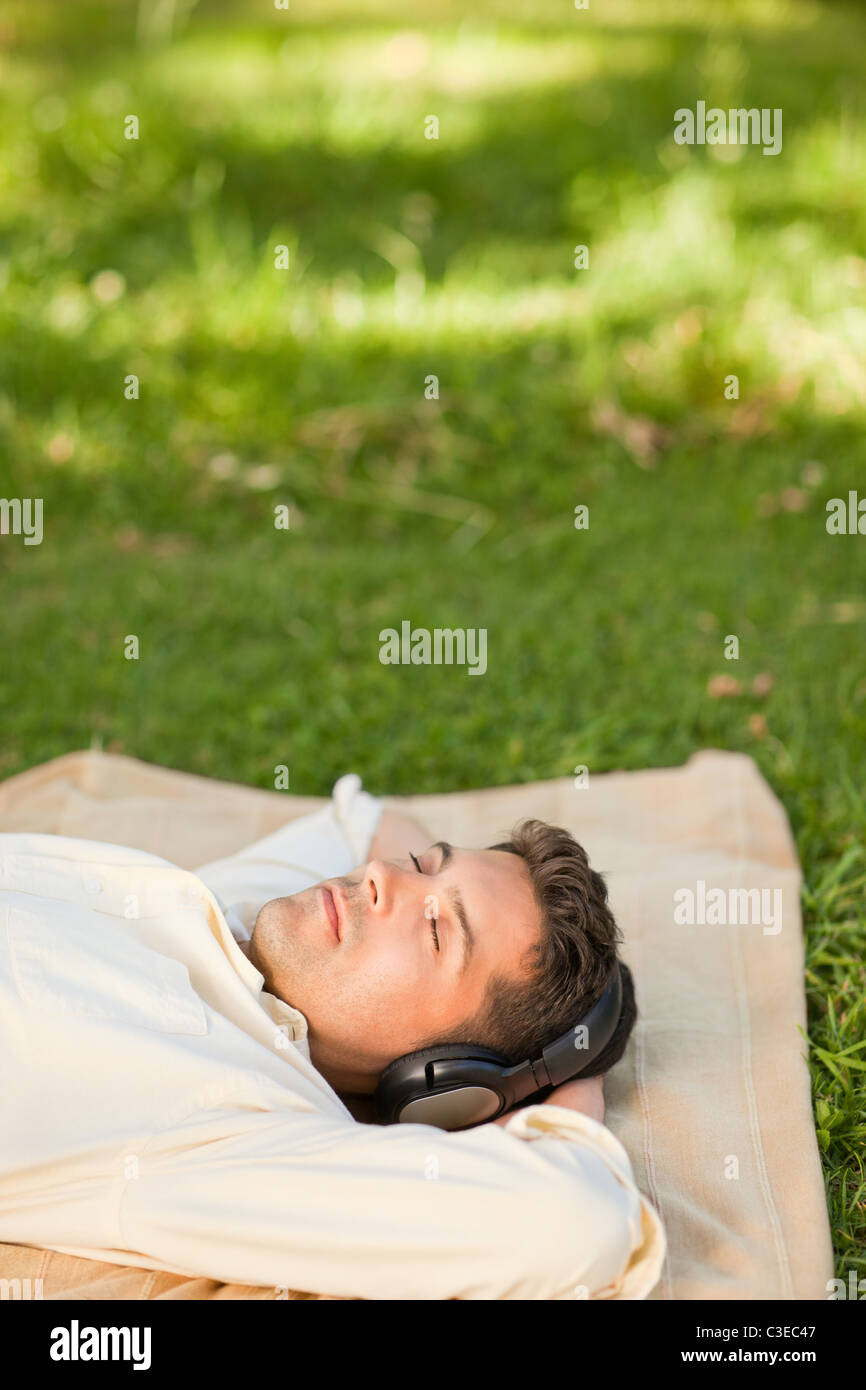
374, 1042, 510, 1124
376, 1043, 446, 1088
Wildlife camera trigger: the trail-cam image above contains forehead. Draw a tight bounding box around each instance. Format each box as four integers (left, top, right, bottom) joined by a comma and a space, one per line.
449, 845, 541, 971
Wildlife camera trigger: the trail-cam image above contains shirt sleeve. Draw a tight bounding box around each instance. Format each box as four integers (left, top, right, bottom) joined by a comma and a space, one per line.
119, 1098, 665, 1301
193, 775, 384, 936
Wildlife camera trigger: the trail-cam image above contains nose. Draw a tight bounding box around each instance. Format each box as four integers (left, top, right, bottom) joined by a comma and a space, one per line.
364, 858, 414, 919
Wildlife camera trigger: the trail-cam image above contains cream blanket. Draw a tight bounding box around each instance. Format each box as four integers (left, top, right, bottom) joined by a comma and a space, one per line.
0, 749, 833, 1300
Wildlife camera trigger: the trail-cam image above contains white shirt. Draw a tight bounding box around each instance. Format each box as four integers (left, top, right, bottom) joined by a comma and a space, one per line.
0, 775, 665, 1299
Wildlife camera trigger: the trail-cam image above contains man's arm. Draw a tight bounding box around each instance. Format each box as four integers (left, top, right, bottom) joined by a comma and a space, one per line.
194, 777, 387, 936
368, 808, 433, 864
491, 1074, 606, 1127
120, 1098, 664, 1300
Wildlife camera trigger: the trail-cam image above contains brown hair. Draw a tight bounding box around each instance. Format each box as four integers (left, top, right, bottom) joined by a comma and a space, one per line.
421, 819, 636, 1078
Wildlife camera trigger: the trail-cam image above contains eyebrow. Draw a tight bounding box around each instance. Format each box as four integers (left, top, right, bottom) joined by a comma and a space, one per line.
432, 841, 475, 976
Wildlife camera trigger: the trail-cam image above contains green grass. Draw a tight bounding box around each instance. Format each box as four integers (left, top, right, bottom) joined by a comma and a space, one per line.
0, 0, 864, 1278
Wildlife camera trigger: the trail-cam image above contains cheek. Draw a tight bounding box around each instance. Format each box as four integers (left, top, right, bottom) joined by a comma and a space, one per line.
335, 943, 443, 1041
320, 950, 430, 1049
356, 936, 425, 999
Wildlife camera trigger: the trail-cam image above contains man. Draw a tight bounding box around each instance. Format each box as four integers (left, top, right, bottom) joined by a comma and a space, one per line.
0, 774, 665, 1299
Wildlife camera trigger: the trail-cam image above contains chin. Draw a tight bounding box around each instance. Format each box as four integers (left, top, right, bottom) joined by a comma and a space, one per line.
248, 898, 289, 972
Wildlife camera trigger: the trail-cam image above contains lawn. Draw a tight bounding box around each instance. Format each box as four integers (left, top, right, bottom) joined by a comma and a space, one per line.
0, 0, 864, 1275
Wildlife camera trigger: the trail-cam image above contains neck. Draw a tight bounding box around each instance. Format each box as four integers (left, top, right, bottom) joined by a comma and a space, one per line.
338, 1092, 382, 1124
311, 1049, 377, 1098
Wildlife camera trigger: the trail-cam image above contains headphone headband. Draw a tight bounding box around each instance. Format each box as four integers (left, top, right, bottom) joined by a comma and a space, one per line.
374, 963, 623, 1130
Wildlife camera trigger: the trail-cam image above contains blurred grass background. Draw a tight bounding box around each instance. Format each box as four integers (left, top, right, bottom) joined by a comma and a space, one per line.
0, 0, 864, 1275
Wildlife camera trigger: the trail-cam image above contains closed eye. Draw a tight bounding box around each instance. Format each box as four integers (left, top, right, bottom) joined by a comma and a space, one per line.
410, 851, 440, 953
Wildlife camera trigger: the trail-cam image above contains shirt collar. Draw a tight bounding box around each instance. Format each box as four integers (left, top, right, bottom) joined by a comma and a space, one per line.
193, 874, 310, 1044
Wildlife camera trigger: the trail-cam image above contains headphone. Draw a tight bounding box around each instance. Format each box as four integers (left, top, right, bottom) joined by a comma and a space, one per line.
373, 963, 623, 1130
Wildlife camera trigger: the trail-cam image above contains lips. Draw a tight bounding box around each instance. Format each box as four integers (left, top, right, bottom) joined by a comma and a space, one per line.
323, 886, 341, 941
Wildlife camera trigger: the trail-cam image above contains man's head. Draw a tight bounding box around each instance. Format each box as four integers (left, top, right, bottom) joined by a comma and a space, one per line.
248, 819, 635, 1096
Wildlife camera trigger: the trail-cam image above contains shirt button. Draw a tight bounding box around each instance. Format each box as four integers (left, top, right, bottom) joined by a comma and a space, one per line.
84, 878, 103, 894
